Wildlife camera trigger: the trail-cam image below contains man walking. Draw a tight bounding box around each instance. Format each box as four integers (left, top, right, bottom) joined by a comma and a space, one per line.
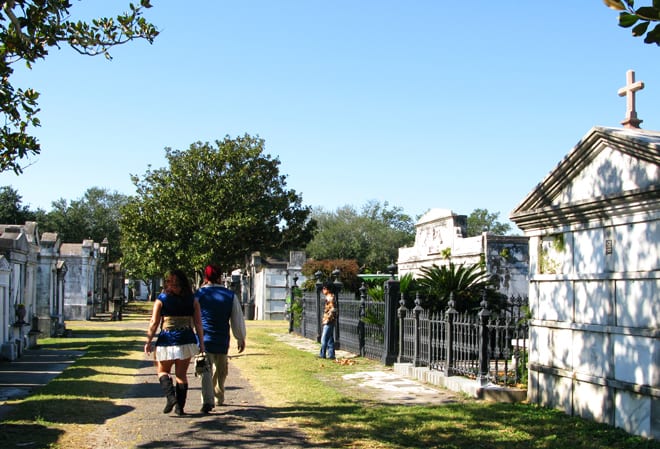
195, 264, 246, 413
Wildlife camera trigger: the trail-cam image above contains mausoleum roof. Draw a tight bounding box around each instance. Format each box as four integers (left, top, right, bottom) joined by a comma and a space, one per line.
60, 243, 83, 256
417, 208, 456, 225
510, 126, 660, 231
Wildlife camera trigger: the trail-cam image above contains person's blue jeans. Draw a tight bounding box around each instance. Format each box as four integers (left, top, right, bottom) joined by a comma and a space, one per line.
319, 323, 335, 359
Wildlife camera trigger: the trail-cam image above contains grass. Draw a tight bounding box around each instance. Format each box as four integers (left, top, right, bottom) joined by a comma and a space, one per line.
0, 302, 151, 449
0, 303, 657, 448
234, 322, 660, 449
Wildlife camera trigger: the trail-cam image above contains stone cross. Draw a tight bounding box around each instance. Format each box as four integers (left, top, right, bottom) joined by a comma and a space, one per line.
617, 69, 644, 129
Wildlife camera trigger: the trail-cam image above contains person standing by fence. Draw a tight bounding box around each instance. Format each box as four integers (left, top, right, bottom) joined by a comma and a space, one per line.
195, 264, 246, 413
319, 282, 337, 359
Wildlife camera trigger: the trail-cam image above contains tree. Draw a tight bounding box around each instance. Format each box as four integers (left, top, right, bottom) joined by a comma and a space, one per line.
305, 200, 415, 273
300, 259, 361, 293
119, 134, 316, 279
466, 208, 511, 237
604, 0, 660, 46
0, 1, 159, 174
39, 187, 129, 261
0, 185, 37, 223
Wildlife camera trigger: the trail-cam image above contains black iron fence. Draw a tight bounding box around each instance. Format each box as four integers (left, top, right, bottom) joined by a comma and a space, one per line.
291, 279, 529, 387
397, 293, 529, 386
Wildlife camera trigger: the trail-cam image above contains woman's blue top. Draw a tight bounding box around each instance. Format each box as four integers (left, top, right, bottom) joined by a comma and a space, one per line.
155, 292, 198, 347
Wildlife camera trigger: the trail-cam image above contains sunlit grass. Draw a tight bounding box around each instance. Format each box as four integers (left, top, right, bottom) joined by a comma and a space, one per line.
235, 322, 660, 449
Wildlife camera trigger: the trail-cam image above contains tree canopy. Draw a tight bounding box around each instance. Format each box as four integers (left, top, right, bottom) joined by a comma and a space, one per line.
0, 185, 127, 260
0, 0, 159, 174
604, 0, 660, 45
119, 134, 316, 279
305, 201, 415, 273
0, 185, 36, 223
37, 187, 128, 260
466, 208, 512, 237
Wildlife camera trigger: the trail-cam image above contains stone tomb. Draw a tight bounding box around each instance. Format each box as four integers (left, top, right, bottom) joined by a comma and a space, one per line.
511, 125, 659, 439
398, 208, 529, 297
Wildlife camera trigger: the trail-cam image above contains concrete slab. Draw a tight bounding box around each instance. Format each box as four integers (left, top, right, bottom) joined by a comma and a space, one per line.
0, 348, 84, 419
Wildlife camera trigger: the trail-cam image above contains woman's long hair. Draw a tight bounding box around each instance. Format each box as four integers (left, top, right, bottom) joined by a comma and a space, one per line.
164, 269, 194, 299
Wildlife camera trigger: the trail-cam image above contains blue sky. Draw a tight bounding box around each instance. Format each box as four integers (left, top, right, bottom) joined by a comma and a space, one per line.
1, 1, 658, 232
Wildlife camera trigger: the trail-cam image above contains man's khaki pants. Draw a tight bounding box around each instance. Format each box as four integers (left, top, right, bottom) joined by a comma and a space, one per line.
200, 352, 228, 407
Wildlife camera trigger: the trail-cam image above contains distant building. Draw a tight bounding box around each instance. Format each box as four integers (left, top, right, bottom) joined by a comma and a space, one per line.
398, 208, 529, 297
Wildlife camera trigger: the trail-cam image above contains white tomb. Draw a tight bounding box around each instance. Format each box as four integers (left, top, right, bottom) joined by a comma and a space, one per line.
511, 124, 659, 439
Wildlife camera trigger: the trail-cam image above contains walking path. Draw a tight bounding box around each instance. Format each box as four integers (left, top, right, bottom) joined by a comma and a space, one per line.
0, 318, 459, 448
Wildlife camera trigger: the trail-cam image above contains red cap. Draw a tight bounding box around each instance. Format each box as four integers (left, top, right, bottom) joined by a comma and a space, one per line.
204, 265, 221, 283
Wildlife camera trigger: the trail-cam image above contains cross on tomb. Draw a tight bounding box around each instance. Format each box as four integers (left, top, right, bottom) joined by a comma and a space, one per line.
617, 69, 644, 129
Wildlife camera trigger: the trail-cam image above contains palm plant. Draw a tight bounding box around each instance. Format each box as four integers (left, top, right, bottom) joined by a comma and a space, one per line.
417, 262, 495, 313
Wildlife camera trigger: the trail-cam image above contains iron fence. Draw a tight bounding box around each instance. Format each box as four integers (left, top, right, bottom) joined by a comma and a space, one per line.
291, 281, 528, 387
397, 294, 529, 386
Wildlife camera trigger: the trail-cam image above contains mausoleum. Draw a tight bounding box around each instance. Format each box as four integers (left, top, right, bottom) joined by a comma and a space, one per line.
510, 71, 659, 439
398, 208, 529, 297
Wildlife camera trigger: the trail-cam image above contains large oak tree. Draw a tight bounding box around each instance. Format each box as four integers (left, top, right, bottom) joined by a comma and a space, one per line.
119, 134, 316, 279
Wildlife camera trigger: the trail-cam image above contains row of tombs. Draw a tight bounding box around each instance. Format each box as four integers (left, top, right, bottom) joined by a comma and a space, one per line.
0, 230, 124, 360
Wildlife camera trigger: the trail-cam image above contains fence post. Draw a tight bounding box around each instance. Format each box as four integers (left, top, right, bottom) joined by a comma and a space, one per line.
381, 275, 400, 365
444, 292, 458, 376
358, 283, 366, 357
289, 275, 298, 333
477, 290, 491, 386
412, 293, 423, 367
301, 291, 308, 339
314, 271, 323, 343
397, 292, 407, 363
332, 268, 342, 350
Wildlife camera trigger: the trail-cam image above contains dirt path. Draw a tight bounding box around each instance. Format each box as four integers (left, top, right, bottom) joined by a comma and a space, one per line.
86, 357, 315, 449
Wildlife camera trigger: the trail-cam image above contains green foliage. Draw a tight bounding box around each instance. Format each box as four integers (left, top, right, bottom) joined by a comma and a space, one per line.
366, 284, 384, 302
119, 134, 316, 279
37, 187, 128, 261
398, 272, 419, 298
300, 259, 360, 292
605, 0, 660, 46
466, 208, 512, 237
538, 233, 565, 275
305, 201, 415, 273
0, 185, 37, 224
416, 262, 498, 313
287, 287, 304, 327
0, 1, 159, 174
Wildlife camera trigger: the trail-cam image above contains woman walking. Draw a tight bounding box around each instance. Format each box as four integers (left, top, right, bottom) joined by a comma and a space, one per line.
144, 269, 205, 415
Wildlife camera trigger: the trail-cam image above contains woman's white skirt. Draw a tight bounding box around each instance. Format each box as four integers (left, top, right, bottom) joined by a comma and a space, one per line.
155, 343, 199, 362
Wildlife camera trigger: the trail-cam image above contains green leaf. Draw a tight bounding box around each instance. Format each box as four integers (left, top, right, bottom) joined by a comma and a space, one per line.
643, 22, 660, 44
619, 12, 639, 27
636, 7, 660, 20
632, 20, 650, 36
